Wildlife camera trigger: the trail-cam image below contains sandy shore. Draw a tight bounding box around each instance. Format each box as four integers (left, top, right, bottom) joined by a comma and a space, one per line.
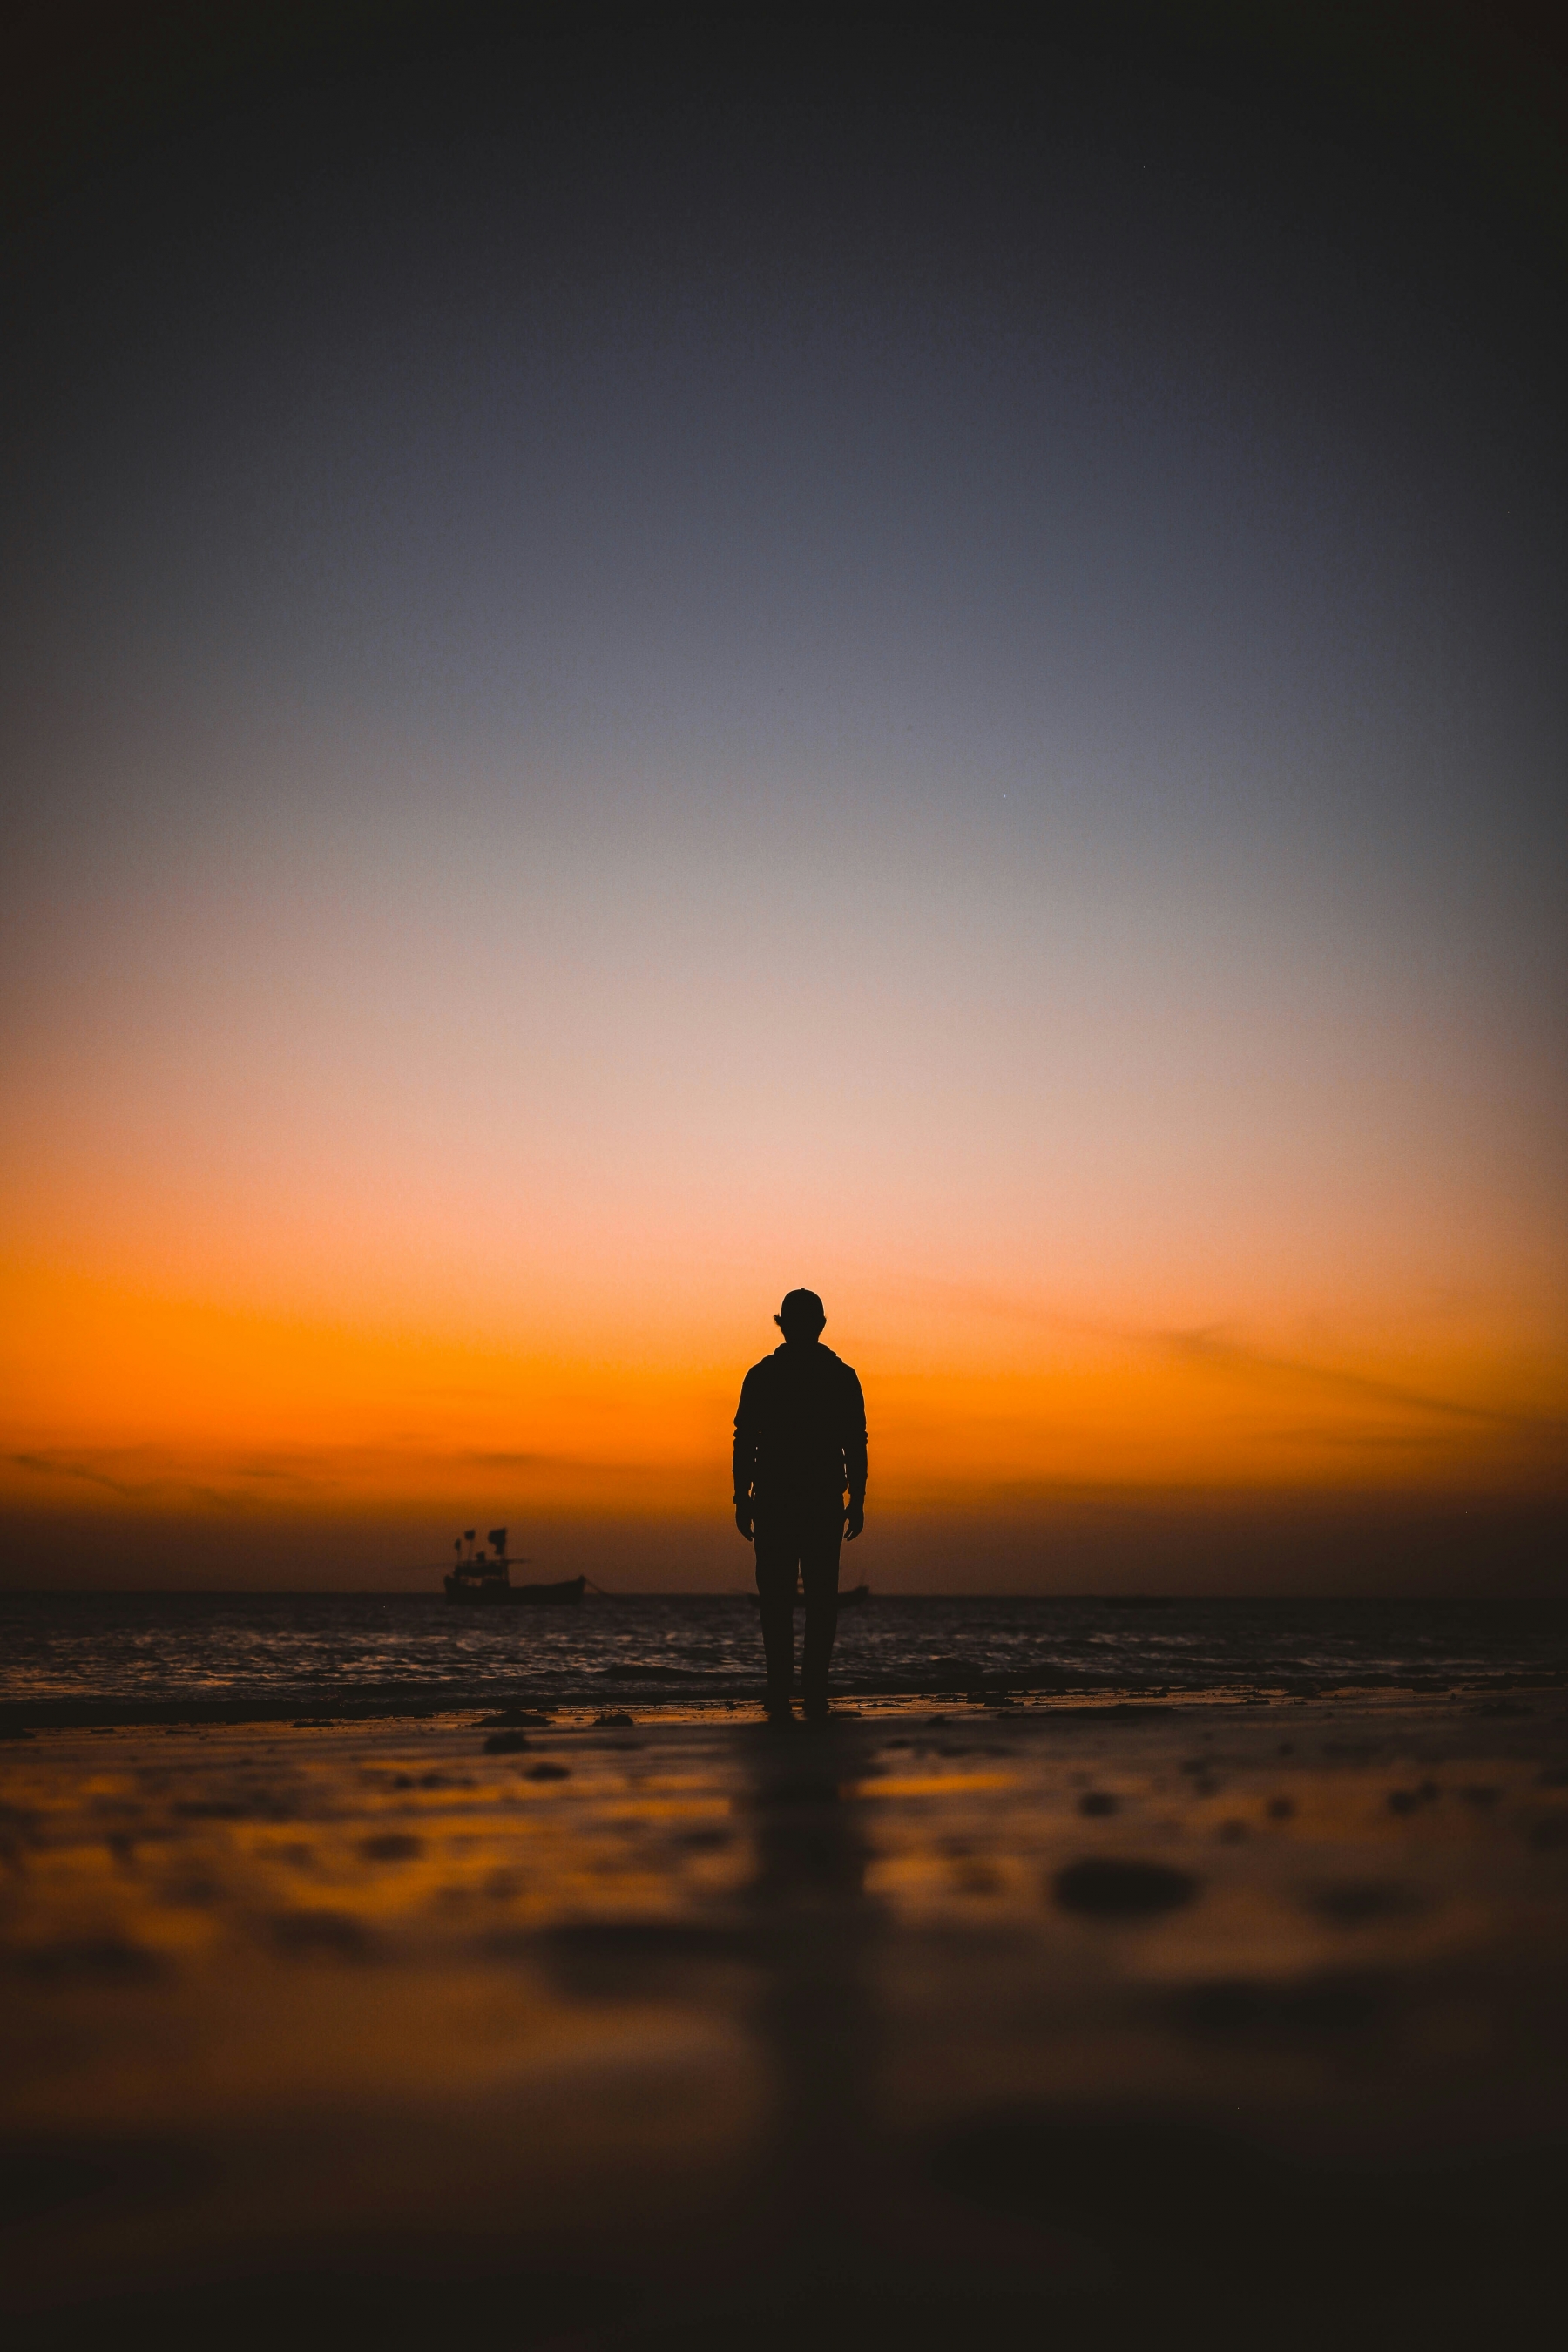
3, 1688, 1565, 2347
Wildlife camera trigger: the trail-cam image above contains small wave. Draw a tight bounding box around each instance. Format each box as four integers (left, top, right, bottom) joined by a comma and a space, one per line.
599, 1663, 722, 1683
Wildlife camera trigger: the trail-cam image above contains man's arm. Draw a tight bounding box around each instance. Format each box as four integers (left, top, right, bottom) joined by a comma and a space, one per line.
733, 1368, 761, 1540
842, 1368, 868, 1539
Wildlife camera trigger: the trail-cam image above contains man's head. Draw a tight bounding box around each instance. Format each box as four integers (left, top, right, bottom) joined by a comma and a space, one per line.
774, 1288, 826, 1342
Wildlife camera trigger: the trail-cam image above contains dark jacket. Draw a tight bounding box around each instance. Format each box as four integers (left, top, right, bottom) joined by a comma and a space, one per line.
733, 1343, 868, 1516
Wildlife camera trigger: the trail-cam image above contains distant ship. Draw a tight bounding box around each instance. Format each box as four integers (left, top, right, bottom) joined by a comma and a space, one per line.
443, 1527, 586, 1607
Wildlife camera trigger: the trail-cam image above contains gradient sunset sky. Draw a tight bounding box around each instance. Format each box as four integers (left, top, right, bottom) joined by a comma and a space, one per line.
3, 3, 1564, 1589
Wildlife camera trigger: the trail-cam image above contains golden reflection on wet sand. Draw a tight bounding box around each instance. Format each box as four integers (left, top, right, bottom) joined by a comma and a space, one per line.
2, 1694, 1566, 2346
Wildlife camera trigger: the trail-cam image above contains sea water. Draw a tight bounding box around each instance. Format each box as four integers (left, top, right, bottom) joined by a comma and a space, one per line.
2, 1590, 1563, 1719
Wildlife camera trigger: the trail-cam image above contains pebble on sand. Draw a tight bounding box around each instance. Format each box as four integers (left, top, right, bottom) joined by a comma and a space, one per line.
359, 1833, 423, 1863
1311, 1882, 1421, 1927
1052, 1858, 1199, 1917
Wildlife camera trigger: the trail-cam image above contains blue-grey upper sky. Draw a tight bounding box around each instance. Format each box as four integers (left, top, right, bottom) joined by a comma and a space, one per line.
2, 3, 1564, 1587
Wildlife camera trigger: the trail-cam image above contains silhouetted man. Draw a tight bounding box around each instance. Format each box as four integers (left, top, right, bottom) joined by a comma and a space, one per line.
733, 1288, 867, 1721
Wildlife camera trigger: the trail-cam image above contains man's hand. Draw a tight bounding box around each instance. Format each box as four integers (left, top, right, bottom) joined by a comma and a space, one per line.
734, 1503, 754, 1542
844, 1502, 865, 1541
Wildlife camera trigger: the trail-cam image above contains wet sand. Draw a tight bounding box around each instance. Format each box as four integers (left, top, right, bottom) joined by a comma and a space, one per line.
3, 1689, 1566, 2348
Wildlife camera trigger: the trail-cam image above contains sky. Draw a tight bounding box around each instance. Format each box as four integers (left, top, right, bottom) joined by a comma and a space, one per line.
2, 3, 1565, 1590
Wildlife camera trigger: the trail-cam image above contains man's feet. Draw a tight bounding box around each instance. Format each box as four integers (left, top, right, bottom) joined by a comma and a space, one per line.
802, 1696, 830, 1721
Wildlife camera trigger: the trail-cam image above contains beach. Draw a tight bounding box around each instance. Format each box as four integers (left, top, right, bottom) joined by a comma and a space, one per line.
3, 1685, 1565, 2348
6, 6, 1565, 2342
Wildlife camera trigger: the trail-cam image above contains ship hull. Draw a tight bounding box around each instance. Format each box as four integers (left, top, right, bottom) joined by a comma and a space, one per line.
443, 1574, 586, 1607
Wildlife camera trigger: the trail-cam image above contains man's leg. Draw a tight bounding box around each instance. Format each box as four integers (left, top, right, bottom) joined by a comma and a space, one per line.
799, 1509, 843, 1718
753, 1524, 800, 1714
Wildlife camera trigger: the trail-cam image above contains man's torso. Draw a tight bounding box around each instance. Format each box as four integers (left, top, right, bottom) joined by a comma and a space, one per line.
736, 1345, 862, 1512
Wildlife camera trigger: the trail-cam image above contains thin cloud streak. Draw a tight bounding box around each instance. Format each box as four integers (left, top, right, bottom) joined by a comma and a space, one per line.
908, 1282, 1565, 1447
10, 1451, 152, 1497
1163, 1328, 1568, 1443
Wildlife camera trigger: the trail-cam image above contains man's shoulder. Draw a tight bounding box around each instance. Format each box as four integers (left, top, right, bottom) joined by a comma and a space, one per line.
741, 1345, 860, 1386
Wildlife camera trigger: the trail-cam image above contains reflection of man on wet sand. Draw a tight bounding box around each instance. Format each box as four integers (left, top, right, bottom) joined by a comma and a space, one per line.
733, 1288, 868, 1722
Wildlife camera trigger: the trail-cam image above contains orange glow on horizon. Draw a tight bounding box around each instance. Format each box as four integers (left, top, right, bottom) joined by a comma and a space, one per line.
4, 1254, 1562, 1544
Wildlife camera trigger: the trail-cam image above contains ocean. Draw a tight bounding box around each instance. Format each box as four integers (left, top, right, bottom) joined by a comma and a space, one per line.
3, 1590, 1564, 1725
